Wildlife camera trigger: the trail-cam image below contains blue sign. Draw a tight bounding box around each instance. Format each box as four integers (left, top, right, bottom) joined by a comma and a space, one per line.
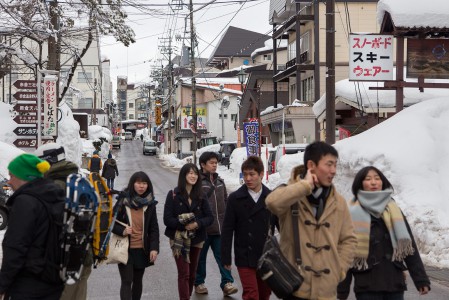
243, 120, 259, 157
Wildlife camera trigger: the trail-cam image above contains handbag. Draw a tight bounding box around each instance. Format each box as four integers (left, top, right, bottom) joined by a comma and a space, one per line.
257, 203, 304, 299
105, 220, 129, 265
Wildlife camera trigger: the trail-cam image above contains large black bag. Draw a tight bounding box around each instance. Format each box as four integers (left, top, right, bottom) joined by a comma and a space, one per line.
257, 203, 303, 299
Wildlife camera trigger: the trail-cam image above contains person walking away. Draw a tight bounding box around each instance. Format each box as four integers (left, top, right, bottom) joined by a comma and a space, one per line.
102, 152, 119, 189
35, 143, 93, 300
337, 166, 430, 300
266, 141, 357, 300
194, 152, 238, 296
140, 134, 143, 141
88, 150, 102, 173
163, 163, 213, 300
221, 156, 276, 300
112, 171, 159, 300
0, 154, 65, 300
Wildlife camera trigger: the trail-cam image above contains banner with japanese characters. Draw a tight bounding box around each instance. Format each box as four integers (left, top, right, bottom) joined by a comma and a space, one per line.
349, 34, 394, 81
243, 120, 259, 157
43, 76, 58, 136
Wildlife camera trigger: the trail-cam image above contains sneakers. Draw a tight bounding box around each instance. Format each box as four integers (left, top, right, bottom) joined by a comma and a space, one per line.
223, 282, 238, 296
195, 283, 208, 294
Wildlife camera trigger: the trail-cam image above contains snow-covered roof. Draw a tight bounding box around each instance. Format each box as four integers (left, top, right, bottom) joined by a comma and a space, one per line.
251, 39, 288, 58
378, 0, 449, 28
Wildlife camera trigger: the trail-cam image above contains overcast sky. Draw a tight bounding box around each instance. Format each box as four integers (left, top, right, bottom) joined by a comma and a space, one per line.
100, 0, 272, 91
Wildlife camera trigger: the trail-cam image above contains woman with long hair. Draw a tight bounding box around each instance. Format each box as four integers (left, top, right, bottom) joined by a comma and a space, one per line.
163, 163, 213, 300
338, 166, 430, 300
112, 171, 159, 300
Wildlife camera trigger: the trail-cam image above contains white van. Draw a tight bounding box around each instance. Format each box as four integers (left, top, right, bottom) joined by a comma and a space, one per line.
125, 132, 133, 141
274, 143, 308, 172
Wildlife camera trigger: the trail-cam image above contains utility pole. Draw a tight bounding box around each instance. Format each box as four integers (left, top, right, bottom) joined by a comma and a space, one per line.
189, 0, 198, 164
325, 0, 336, 144
159, 31, 174, 153
93, 78, 97, 125
48, 0, 60, 103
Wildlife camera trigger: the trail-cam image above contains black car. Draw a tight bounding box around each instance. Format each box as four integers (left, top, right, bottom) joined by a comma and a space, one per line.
218, 142, 237, 168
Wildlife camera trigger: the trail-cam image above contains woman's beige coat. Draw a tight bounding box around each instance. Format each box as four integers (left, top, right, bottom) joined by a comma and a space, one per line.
266, 166, 356, 300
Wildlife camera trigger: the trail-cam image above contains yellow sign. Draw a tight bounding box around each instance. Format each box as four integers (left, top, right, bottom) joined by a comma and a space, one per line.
155, 100, 162, 125
182, 107, 207, 117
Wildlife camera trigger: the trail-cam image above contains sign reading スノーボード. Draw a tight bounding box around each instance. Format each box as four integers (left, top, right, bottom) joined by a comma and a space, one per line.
349, 34, 394, 81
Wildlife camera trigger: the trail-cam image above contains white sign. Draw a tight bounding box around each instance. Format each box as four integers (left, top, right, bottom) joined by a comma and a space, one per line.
43, 76, 58, 136
349, 34, 394, 81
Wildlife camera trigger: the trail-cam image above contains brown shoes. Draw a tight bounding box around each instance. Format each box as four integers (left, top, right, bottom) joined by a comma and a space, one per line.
195, 283, 208, 294
223, 282, 238, 296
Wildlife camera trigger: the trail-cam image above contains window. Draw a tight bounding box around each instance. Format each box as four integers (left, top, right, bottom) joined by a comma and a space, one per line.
78, 98, 93, 109
263, 54, 272, 61
128, 114, 134, 119
300, 31, 310, 54
219, 114, 228, 119
78, 72, 93, 83
301, 77, 314, 102
231, 114, 237, 121
128, 103, 134, 108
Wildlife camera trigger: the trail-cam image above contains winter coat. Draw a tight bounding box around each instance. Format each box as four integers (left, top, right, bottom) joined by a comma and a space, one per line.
112, 196, 160, 258
88, 155, 102, 173
0, 178, 65, 296
102, 159, 119, 179
45, 160, 79, 190
201, 171, 227, 235
337, 214, 430, 299
163, 187, 213, 246
265, 166, 357, 300
221, 184, 274, 269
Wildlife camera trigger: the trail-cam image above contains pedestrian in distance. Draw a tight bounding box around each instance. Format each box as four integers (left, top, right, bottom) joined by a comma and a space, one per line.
221, 156, 276, 300
88, 150, 102, 173
266, 141, 357, 300
163, 163, 213, 300
35, 143, 93, 300
337, 166, 430, 300
102, 152, 119, 189
140, 133, 143, 141
112, 171, 160, 300
194, 152, 238, 296
0, 153, 65, 300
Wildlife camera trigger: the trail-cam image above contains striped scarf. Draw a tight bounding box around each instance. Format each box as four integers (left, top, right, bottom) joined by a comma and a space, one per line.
350, 189, 414, 270
171, 213, 196, 263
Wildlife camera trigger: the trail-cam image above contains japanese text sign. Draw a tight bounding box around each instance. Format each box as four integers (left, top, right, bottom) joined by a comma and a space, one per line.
43, 76, 58, 136
243, 120, 259, 157
349, 34, 394, 81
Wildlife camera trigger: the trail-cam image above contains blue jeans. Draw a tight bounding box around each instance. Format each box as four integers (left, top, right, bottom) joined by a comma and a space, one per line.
356, 292, 404, 300
194, 234, 234, 290
106, 178, 114, 190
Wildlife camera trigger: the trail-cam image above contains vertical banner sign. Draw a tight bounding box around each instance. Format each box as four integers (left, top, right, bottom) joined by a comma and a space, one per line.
243, 120, 259, 157
43, 76, 58, 136
349, 34, 394, 81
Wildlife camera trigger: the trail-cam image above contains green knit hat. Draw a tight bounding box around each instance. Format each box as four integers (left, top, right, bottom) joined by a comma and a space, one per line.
8, 153, 51, 181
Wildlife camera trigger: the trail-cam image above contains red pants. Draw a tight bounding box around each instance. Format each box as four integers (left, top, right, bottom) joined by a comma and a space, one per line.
237, 267, 271, 300
174, 246, 201, 300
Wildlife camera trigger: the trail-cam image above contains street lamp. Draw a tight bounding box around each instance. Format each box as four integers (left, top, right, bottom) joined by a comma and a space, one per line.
236, 68, 247, 148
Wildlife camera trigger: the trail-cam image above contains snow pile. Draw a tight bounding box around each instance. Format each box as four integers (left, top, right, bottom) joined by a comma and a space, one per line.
196, 144, 220, 157
0, 102, 19, 145
0, 141, 23, 178
84, 125, 113, 158
57, 101, 83, 166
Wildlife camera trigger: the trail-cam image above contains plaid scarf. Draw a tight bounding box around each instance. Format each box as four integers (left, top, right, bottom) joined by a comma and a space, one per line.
171, 213, 196, 263
350, 189, 414, 270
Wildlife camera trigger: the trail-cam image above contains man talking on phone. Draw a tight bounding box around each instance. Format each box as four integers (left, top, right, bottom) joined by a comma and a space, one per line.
266, 141, 356, 300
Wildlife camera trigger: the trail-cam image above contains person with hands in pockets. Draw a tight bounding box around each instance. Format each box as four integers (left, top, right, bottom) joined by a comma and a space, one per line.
266, 141, 357, 300
163, 163, 213, 300
112, 171, 159, 300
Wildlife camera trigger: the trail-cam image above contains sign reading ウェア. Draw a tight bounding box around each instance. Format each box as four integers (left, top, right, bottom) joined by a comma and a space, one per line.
349, 34, 394, 81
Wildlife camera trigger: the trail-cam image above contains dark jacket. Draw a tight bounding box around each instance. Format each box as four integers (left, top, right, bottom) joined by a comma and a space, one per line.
45, 160, 79, 190
112, 196, 160, 258
201, 171, 227, 235
221, 184, 273, 268
163, 187, 213, 246
0, 178, 65, 296
88, 155, 102, 173
337, 214, 430, 299
102, 159, 119, 179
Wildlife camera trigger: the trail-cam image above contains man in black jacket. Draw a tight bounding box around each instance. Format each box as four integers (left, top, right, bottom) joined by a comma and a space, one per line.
221, 156, 273, 300
0, 153, 65, 299
194, 152, 238, 296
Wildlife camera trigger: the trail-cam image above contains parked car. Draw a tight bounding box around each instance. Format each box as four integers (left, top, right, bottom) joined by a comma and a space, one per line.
111, 135, 121, 149
218, 141, 237, 167
274, 143, 308, 173
143, 139, 158, 156
0, 177, 12, 230
267, 148, 277, 175
125, 131, 133, 140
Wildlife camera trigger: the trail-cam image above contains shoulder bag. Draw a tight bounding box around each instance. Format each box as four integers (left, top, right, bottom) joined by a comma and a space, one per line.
257, 203, 304, 299
105, 220, 129, 265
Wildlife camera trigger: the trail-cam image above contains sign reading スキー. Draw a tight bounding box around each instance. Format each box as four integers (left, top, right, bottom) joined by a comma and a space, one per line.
349, 34, 394, 81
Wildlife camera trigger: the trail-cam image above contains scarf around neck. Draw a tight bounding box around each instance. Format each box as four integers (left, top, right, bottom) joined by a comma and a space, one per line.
126, 193, 153, 210
306, 186, 330, 220
350, 188, 414, 270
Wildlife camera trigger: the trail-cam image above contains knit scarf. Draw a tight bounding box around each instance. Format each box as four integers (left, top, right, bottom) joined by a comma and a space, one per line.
127, 193, 153, 210
306, 186, 330, 220
350, 189, 414, 270
171, 213, 196, 263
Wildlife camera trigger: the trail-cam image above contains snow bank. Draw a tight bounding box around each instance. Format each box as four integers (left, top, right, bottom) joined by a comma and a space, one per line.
57, 101, 83, 166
